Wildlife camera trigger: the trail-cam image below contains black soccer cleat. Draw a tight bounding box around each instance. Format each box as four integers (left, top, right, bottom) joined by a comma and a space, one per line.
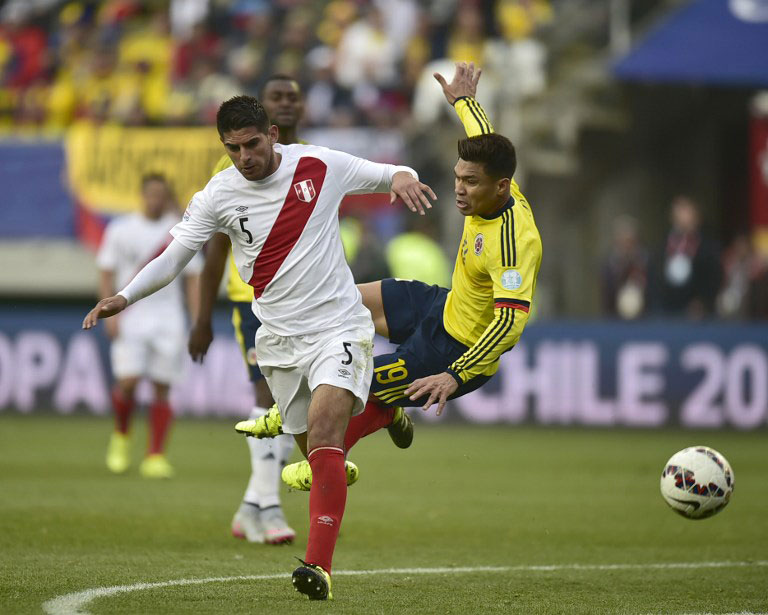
292, 560, 332, 600
387, 406, 414, 449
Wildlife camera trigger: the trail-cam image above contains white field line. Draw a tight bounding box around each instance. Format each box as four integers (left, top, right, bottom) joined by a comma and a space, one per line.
42, 560, 768, 615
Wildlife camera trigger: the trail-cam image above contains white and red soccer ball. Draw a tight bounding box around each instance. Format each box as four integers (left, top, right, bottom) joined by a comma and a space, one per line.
660, 446, 734, 520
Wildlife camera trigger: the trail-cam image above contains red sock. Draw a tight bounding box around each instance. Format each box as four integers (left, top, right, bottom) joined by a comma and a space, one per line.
305, 446, 347, 573
148, 400, 173, 455
111, 388, 134, 435
343, 400, 395, 452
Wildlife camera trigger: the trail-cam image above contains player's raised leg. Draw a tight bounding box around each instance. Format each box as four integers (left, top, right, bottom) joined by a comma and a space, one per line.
292, 384, 354, 600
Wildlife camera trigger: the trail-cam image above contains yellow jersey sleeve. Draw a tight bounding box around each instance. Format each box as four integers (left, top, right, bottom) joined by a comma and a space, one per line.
453, 96, 494, 136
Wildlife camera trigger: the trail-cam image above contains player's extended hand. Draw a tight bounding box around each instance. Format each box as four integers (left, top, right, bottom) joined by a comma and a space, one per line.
405, 372, 458, 416
188, 320, 214, 363
391, 171, 436, 216
433, 61, 482, 105
82, 295, 128, 330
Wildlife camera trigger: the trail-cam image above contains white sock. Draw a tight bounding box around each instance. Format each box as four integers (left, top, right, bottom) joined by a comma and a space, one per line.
242, 406, 282, 510
277, 433, 295, 466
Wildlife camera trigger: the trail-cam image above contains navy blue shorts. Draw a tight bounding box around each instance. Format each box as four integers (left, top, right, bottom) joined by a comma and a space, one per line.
231, 301, 264, 382
372, 279, 491, 407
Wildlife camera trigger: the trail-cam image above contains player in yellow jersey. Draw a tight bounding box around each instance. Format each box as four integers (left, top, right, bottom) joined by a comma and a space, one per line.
359, 61, 542, 414
188, 75, 306, 545
238, 62, 542, 487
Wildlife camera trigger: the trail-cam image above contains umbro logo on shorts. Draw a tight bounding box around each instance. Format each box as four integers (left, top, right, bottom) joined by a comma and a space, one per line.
235, 206, 248, 212
337, 368, 351, 379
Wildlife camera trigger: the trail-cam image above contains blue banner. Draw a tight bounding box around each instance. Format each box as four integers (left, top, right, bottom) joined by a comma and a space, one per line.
0, 142, 74, 238
0, 306, 766, 428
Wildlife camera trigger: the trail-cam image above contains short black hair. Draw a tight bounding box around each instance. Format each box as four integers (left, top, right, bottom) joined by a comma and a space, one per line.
216, 95, 270, 136
457, 134, 516, 180
259, 74, 302, 97
141, 172, 167, 190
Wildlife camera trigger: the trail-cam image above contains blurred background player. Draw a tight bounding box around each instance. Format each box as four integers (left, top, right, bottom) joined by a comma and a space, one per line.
188, 75, 305, 545
97, 173, 202, 479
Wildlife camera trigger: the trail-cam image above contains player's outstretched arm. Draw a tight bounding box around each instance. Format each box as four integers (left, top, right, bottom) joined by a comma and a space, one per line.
434, 62, 494, 137
390, 171, 437, 216
82, 240, 197, 330
188, 233, 230, 363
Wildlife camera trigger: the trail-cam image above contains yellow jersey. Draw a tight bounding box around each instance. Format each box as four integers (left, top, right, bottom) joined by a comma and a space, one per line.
443, 97, 543, 385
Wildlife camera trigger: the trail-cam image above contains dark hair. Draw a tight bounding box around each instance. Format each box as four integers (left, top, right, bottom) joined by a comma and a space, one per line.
457, 134, 516, 180
141, 172, 167, 190
216, 95, 270, 136
259, 74, 302, 97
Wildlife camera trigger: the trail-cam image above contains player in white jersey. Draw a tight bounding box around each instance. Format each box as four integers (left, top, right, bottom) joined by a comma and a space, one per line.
82, 95, 435, 600
97, 173, 202, 479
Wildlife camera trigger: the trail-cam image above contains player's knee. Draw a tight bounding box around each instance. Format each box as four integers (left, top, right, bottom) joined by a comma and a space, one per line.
307, 412, 347, 450
116, 378, 138, 399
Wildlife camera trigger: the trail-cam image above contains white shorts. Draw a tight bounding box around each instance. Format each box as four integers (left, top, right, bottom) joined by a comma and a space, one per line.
255, 313, 374, 435
110, 327, 186, 385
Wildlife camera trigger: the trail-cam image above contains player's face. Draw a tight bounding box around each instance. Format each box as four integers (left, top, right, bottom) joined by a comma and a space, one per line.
261, 80, 304, 130
454, 159, 507, 217
142, 180, 168, 219
221, 125, 279, 181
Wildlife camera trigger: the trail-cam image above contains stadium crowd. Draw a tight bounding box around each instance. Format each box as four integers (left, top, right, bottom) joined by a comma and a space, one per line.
0, 0, 552, 132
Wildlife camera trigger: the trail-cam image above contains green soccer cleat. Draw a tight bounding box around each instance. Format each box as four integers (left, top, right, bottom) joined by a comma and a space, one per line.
106, 432, 131, 474
234, 404, 283, 438
387, 406, 414, 449
281, 459, 359, 491
292, 560, 332, 600
139, 454, 175, 479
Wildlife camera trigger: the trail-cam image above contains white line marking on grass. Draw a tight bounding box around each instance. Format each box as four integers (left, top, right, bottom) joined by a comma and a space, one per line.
42, 560, 768, 615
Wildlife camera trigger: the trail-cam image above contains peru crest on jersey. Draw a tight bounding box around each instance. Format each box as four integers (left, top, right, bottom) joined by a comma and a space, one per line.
294, 178, 316, 202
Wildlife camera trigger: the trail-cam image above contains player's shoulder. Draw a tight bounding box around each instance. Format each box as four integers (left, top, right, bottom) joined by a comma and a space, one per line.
201, 165, 243, 206
282, 142, 350, 165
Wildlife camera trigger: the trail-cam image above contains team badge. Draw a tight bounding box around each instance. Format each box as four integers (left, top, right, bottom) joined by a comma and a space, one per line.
501, 269, 523, 290
474, 233, 484, 255
294, 179, 316, 203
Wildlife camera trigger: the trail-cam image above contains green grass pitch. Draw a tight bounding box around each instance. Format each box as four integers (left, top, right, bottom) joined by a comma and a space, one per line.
1, 414, 766, 614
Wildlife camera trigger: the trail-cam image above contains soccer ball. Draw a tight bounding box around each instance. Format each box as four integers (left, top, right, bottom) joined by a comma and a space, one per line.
659, 446, 734, 520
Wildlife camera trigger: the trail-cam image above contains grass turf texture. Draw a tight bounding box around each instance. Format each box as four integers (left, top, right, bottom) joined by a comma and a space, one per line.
1, 415, 766, 614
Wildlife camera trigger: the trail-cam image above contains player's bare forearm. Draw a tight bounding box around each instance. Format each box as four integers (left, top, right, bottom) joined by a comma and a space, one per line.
390, 172, 437, 216
433, 62, 481, 106
185, 274, 201, 323
404, 372, 458, 416
97, 270, 119, 338
188, 233, 229, 362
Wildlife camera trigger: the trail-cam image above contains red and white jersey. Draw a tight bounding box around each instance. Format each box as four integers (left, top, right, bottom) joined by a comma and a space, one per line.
98, 212, 203, 330
171, 143, 415, 336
